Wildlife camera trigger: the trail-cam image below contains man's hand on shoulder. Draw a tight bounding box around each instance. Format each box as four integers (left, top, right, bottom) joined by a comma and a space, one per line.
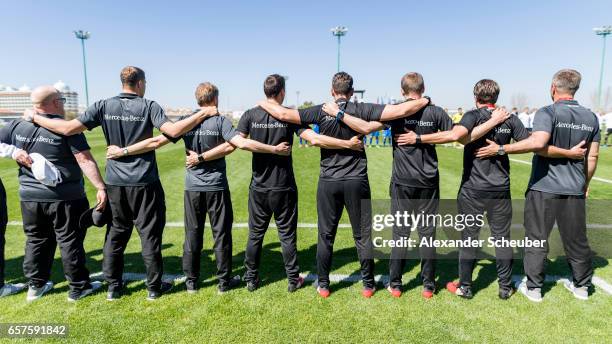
322, 102, 340, 117
491, 107, 510, 125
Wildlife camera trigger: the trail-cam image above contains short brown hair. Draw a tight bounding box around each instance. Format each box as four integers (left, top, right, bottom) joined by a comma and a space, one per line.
473, 79, 500, 104
195, 82, 219, 106
332, 72, 353, 95
120, 66, 145, 86
401, 72, 425, 94
264, 74, 285, 98
552, 69, 581, 95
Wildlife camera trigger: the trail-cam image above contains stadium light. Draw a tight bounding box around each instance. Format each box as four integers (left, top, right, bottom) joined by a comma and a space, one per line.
331, 26, 348, 72
594, 26, 612, 110
74, 30, 91, 107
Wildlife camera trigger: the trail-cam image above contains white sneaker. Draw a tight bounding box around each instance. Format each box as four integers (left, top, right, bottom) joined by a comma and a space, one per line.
516, 278, 542, 303
0, 283, 26, 297
563, 280, 589, 300
26, 281, 54, 302
67, 281, 103, 302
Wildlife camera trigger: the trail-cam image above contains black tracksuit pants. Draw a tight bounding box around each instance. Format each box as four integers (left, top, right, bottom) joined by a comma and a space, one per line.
524, 190, 592, 289
0, 180, 7, 288
20, 198, 91, 294
388, 184, 439, 291
316, 178, 375, 289
243, 188, 299, 285
457, 187, 513, 292
183, 189, 233, 287
104, 181, 166, 293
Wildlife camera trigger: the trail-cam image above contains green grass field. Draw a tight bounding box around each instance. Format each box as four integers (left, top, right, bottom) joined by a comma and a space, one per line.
0, 128, 611, 343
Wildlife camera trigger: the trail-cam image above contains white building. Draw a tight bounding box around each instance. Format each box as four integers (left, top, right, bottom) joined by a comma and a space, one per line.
0, 81, 79, 117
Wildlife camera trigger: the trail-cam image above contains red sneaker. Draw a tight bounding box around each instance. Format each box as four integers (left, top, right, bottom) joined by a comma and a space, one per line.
362, 287, 375, 298
446, 281, 459, 294
317, 286, 330, 298
386, 286, 402, 298
422, 289, 434, 299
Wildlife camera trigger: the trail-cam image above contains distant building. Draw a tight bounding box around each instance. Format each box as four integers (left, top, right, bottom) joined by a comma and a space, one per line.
0, 81, 79, 118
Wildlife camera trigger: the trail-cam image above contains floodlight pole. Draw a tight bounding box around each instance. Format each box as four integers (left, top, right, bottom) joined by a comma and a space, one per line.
74, 30, 91, 107
594, 26, 612, 110
331, 26, 348, 72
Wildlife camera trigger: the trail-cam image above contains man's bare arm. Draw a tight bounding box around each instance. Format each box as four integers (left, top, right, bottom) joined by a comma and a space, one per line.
395, 125, 469, 146
106, 135, 171, 159
460, 108, 511, 144
379, 97, 430, 121
73, 150, 107, 210
159, 107, 217, 138
257, 101, 302, 124
585, 142, 600, 197
321, 102, 384, 134
299, 129, 363, 150
229, 135, 291, 155
536, 141, 587, 160
27, 110, 87, 136
185, 142, 236, 168
474, 131, 551, 158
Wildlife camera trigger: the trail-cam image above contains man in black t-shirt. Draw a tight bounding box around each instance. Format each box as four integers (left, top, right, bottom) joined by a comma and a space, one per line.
26, 67, 218, 301
8, 86, 107, 302
238, 75, 363, 293
105, 81, 296, 294
474, 70, 600, 302
259, 72, 429, 298
321, 72, 450, 299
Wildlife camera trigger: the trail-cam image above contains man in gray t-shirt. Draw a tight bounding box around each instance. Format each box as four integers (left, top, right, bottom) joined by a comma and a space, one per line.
106, 82, 292, 293
11, 85, 107, 301
474, 69, 600, 302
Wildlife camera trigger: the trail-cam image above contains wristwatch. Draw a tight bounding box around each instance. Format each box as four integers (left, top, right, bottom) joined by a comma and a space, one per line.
335, 110, 345, 122
122, 148, 129, 156
497, 144, 506, 156
415, 134, 422, 144
198, 153, 205, 163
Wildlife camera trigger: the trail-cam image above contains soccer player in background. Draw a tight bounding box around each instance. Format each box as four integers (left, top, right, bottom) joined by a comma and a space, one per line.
24, 66, 219, 301
258, 72, 429, 298
237, 74, 363, 293
382, 127, 392, 147
475, 69, 600, 301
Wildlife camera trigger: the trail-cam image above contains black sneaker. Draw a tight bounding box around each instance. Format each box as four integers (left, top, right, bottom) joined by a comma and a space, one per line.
68, 281, 103, 302
218, 275, 241, 294
446, 281, 473, 299
288, 276, 305, 293
499, 287, 516, 300
147, 281, 173, 301
246, 278, 259, 292
185, 280, 198, 294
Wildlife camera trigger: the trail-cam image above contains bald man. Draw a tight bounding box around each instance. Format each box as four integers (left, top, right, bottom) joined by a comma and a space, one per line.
3, 86, 106, 302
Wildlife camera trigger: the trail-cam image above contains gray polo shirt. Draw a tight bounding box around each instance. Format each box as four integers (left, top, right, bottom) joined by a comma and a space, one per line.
78, 93, 170, 186
528, 99, 600, 195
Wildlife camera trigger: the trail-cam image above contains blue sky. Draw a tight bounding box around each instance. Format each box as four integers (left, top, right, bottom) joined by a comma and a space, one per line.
2, 0, 611, 111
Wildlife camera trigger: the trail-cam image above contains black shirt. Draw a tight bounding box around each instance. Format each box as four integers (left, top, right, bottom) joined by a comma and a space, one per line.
236, 106, 307, 191
78, 93, 170, 186
529, 100, 600, 195
298, 99, 384, 180
458, 107, 530, 191
389, 104, 452, 188
0, 116, 89, 201
176, 113, 238, 192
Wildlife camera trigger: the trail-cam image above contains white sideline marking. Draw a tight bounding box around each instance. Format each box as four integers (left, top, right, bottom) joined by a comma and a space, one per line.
88, 271, 611, 295
509, 158, 612, 184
